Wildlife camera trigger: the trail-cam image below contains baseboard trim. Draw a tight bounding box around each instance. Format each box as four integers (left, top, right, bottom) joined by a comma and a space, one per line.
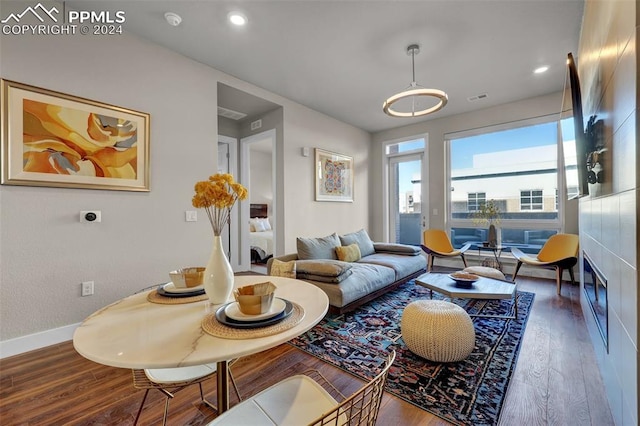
0, 323, 80, 359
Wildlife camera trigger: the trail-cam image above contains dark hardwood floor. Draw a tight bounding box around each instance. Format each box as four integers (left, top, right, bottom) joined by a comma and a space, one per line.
0, 274, 614, 425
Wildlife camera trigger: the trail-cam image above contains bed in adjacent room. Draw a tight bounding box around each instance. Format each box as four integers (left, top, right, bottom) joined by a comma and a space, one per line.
249, 204, 273, 264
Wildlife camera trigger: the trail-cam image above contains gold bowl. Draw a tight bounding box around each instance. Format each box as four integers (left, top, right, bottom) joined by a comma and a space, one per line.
169, 267, 205, 288
234, 281, 277, 315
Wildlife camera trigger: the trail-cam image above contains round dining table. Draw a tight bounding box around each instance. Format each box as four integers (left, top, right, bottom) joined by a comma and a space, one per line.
72, 275, 329, 413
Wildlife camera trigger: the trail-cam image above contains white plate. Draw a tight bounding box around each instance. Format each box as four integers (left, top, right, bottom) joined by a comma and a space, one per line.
162, 282, 204, 294
225, 298, 286, 322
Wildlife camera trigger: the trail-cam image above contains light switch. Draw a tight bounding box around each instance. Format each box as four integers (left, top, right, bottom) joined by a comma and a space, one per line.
186, 211, 197, 222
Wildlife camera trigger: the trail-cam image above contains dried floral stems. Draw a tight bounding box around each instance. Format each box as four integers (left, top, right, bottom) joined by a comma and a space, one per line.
192, 173, 248, 236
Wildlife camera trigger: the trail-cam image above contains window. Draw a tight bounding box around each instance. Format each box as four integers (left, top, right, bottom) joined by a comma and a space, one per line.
467, 192, 486, 212
447, 120, 563, 252
520, 190, 543, 211
386, 138, 424, 155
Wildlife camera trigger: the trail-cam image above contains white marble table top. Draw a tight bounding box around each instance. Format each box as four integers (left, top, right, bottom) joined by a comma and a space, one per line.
415, 272, 516, 300
73, 276, 329, 369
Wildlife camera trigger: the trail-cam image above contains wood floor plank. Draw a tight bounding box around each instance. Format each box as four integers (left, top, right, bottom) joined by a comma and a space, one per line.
498, 378, 547, 425
0, 276, 615, 425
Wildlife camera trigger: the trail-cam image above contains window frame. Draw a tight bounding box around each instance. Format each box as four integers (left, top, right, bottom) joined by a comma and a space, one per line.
467, 192, 486, 212
445, 116, 569, 250
520, 189, 544, 211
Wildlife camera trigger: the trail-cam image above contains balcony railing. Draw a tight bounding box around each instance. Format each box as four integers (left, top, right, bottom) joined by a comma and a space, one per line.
450, 227, 557, 254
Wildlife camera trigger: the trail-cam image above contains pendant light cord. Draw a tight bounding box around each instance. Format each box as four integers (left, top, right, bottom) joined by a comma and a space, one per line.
411, 48, 416, 86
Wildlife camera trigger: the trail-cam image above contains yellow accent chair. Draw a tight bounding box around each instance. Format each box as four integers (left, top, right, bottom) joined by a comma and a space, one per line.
421, 229, 470, 272
511, 233, 579, 295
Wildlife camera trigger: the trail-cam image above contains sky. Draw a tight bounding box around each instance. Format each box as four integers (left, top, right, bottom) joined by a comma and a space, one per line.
395, 120, 575, 194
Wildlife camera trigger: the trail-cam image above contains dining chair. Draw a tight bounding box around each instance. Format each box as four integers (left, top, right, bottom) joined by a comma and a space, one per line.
130, 287, 241, 425
421, 229, 470, 272
206, 351, 396, 426
132, 361, 242, 425
511, 233, 579, 295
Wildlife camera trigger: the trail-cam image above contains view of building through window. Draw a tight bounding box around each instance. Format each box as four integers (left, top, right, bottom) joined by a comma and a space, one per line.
388, 138, 425, 215
448, 121, 574, 253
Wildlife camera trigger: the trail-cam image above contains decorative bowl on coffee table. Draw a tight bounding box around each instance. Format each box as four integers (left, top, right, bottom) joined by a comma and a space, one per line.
448, 272, 479, 288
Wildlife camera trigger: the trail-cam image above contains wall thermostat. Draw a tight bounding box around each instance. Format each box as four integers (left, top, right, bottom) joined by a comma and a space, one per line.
80, 211, 102, 223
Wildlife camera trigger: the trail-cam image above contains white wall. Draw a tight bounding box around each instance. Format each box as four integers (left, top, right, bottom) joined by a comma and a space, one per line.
0, 32, 219, 345
249, 149, 273, 208
0, 29, 371, 352
279, 107, 371, 253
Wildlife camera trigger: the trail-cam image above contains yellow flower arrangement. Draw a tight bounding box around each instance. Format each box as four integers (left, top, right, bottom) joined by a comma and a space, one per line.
192, 174, 248, 236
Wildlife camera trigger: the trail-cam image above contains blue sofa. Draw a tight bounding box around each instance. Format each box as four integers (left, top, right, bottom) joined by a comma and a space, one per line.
267, 230, 427, 313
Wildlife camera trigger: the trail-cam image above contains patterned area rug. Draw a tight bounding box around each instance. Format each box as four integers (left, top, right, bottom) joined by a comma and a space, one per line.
289, 280, 534, 426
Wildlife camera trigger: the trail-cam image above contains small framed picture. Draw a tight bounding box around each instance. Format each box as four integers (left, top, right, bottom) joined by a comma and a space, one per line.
1, 79, 150, 191
315, 148, 353, 202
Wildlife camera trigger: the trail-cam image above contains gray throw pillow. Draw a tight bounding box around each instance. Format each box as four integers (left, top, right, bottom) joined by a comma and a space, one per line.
295, 259, 352, 277
339, 229, 375, 257
297, 269, 353, 284
297, 233, 341, 260
372, 242, 421, 256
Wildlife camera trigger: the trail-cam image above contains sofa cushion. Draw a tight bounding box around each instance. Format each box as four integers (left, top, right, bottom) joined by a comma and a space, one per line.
358, 252, 426, 280
297, 233, 341, 260
339, 229, 375, 257
296, 269, 353, 284
296, 259, 353, 283
295, 259, 352, 277
302, 263, 396, 307
335, 243, 362, 262
373, 243, 421, 256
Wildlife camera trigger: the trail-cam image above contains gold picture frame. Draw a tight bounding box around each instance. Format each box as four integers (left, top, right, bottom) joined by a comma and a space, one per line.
1, 79, 150, 191
315, 148, 353, 202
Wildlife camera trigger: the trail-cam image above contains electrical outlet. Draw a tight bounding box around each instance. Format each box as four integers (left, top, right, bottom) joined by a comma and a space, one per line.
81, 281, 94, 296
185, 211, 197, 222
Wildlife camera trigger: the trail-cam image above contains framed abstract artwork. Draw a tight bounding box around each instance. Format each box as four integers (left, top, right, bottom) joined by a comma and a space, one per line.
315, 148, 353, 202
1, 79, 150, 191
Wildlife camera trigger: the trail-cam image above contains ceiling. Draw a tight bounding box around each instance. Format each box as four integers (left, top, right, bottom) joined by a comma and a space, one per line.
74, 1, 584, 133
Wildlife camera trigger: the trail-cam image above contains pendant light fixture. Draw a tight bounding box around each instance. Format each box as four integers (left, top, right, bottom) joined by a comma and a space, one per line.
383, 44, 448, 117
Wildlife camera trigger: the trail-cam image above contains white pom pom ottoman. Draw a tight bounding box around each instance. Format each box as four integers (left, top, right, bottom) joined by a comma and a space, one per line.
401, 300, 475, 362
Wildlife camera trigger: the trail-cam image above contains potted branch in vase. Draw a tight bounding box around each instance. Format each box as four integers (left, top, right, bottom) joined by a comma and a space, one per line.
472, 200, 501, 248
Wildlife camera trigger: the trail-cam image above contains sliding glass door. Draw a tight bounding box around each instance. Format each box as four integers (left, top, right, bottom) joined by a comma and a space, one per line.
389, 153, 423, 245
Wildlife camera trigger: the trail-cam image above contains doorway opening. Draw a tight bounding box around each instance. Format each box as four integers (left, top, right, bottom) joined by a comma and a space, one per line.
384, 137, 427, 245
240, 129, 277, 273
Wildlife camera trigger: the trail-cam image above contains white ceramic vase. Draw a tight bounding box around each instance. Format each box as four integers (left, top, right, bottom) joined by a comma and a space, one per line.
203, 235, 234, 305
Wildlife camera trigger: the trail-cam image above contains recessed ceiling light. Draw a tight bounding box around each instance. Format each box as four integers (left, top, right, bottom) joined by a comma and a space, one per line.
534, 66, 549, 74
228, 12, 247, 26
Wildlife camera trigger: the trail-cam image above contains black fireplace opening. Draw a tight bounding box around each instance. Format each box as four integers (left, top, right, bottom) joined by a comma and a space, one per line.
583, 252, 608, 351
